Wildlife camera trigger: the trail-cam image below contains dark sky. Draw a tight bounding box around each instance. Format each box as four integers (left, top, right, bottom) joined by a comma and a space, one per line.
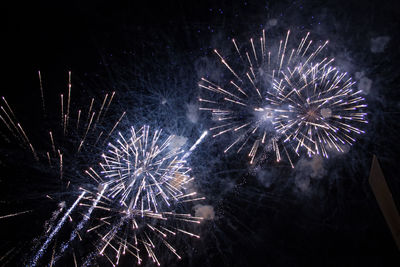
3, 0, 400, 266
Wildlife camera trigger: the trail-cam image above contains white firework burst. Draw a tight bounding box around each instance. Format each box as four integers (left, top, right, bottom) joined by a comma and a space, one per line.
270, 62, 367, 158
198, 30, 357, 166
78, 126, 207, 266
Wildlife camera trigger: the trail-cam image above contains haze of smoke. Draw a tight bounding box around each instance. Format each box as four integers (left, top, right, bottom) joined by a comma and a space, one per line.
370, 36, 391, 53
186, 102, 200, 124
294, 156, 327, 192
169, 135, 188, 151
194, 204, 215, 220
356, 71, 373, 95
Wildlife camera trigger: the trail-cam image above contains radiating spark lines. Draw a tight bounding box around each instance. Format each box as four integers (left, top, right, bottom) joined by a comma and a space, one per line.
28, 127, 207, 266
0, 71, 124, 185
77, 126, 206, 265
199, 30, 366, 165
271, 62, 367, 158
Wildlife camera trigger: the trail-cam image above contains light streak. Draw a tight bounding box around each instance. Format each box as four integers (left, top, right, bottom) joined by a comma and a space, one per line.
0, 210, 32, 220
31, 191, 86, 266
51, 184, 109, 265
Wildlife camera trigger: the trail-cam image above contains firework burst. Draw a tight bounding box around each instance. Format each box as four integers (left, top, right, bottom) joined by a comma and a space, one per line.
65, 126, 206, 266
199, 30, 334, 166
31, 126, 207, 266
270, 62, 367, 158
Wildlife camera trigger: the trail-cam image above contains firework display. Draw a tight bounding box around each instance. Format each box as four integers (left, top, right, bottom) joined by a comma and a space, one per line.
0, 30, 368, 265
3, 1, 400, 266
199, 30, 366, 166
0, 71, 207, 266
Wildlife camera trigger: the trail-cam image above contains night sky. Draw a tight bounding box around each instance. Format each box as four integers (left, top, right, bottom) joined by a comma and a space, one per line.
3, 0, 400, 266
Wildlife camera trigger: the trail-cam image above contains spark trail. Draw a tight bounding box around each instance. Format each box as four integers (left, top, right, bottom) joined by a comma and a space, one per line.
0, 210, 32, 220
50, 184, 109, 265
31, 191, 86, 266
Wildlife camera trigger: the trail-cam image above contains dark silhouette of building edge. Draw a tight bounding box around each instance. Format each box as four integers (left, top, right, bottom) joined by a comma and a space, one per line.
369, 155, 400, 250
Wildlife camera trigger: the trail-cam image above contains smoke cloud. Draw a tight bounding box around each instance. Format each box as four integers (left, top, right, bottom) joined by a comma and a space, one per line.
194, 204, 215, 220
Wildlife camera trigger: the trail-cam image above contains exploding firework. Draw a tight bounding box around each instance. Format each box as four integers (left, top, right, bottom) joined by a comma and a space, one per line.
76, 126, 207, 266
271, 61, 368, 158
30, 126, 207, 266
199, 30, 335, 166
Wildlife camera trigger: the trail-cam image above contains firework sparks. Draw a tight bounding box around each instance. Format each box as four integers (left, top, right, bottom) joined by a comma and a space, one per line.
0, 210, 32, 220
28, 126, 207, 266
0, 71, 124, 186
74, 126, 207, 266
271, 62, 367, 158
0, 72, 208, 266
199, 30, 333, 166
